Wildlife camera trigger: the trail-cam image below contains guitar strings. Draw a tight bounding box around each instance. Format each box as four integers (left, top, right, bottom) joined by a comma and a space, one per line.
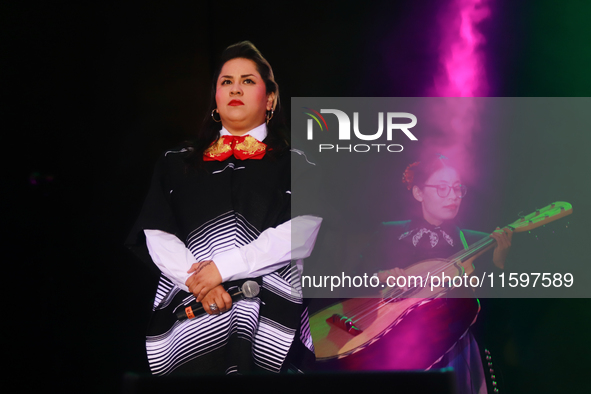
342, 205, 565, 326
348, 236, 495, 325
345, 237, 491, 325
351, 236, 493, 323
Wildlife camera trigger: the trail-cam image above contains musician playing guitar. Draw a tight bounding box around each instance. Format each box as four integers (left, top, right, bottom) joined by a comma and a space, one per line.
311, 155, 572, 392
371, 155, 512, 394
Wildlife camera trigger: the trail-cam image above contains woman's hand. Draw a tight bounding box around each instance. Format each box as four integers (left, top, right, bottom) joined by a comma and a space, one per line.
185, 260, 223, 302
490, 227, 513, 269
201, 285, 233, 315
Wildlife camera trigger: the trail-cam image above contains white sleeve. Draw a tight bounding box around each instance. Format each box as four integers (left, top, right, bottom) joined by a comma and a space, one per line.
144, 215, 322, 286
144, 229, 197, 292
214, 215, 323, 282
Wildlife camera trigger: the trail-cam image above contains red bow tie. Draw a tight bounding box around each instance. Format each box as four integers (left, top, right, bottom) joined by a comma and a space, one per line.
203, 135, 267, 161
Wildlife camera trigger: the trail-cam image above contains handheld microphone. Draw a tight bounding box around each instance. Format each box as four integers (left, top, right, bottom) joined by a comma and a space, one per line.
176, 280, 261, 321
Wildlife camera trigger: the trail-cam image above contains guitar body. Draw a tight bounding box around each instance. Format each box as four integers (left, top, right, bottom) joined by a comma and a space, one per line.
310, 258, 480, 370
309, 202, 572, 370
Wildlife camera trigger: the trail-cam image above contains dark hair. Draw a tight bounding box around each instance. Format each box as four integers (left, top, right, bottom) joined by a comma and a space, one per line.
402, 154, 459, 191
186, 41, 289, 165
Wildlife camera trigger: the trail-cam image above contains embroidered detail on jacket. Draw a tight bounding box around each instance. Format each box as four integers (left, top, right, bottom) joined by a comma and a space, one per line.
165, 148, 190, 156
290, 149, 316, 165
399, 228, 454, 248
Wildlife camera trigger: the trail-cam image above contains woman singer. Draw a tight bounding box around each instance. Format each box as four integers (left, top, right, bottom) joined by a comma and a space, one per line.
127, 41, 321, 375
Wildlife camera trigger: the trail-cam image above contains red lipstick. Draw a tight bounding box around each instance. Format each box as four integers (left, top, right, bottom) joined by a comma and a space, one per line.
228, 99, 244, 106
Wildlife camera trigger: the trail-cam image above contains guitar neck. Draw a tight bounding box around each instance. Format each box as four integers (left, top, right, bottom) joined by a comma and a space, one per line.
454, 236, 496, 264
453, 201, 573, 264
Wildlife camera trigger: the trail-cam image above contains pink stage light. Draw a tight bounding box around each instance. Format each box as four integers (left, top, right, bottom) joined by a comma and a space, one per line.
422, 0, 491, 184
430, 0, 490, 97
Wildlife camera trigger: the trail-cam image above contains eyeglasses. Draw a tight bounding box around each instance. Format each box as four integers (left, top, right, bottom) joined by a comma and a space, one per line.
423, 184, 467, 198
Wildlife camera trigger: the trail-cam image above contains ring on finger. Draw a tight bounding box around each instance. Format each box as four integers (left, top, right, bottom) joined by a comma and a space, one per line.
210, 303, 218, 311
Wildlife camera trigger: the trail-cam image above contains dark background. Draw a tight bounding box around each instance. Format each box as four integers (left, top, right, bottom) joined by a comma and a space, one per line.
4, 0, 590, 393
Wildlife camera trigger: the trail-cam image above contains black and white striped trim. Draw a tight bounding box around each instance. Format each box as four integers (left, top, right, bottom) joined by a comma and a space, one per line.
253, 316, 297, 372
299, 307, 315, 353
186, 211, 260, 262
146, 210, 310, 375
263, 273, 303, 304
154, 275, 180, 309
147, 299, 262, 375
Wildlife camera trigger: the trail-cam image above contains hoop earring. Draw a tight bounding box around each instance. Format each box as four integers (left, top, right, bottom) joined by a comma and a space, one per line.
266, 109, 274, 124
211, 109, 221, 123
